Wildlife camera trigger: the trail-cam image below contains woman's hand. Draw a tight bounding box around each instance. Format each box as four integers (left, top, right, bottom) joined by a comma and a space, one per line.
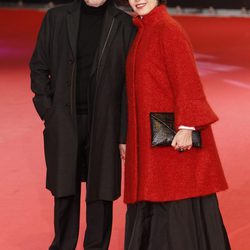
171, 129, 192, 152
119, 144, 126, 160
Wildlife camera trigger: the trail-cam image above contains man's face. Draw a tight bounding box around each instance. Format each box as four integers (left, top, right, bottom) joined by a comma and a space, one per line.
84, 0, 107, 7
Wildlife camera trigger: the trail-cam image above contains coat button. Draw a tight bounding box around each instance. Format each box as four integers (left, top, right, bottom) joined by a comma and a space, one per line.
65, 103, 70, 108
68, 60, 74, 65
66, 81, 71, 87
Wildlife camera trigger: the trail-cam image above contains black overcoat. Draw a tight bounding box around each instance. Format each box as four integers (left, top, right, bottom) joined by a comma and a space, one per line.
30, 0, 136, 200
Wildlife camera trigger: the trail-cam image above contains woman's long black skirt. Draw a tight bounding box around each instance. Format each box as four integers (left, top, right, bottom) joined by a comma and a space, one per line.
125, 194, 231, 250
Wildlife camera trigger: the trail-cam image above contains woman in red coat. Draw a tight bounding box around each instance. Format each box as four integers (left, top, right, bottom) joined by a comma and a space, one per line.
122, 0, 231, 249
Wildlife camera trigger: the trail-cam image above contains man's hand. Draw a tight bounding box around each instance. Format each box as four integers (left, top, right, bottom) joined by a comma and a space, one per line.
171, 129, 192, 152
119, 144, 126, 160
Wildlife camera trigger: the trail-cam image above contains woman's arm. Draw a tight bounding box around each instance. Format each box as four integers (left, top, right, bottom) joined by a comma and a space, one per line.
162, 22, 218, 130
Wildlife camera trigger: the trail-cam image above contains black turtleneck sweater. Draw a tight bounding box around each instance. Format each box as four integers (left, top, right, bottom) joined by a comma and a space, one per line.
76, 0, 108, 114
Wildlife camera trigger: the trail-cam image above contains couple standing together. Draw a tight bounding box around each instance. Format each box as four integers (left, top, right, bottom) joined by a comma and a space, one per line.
30, 0, 231, 249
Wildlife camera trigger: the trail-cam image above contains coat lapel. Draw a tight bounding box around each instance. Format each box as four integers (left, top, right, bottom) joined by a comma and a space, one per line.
67, 0, 81, 59
66, 1, 121, 77
90, 3, 120, 78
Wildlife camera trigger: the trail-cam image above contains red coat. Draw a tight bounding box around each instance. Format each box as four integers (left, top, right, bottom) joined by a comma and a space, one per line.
124, 5, 228, 204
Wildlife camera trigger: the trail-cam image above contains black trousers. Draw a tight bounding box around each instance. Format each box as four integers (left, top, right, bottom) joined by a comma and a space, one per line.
49, 115, 113, 250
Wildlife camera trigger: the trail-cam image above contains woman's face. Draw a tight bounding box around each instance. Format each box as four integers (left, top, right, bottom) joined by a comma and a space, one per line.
128, 0, 158, 16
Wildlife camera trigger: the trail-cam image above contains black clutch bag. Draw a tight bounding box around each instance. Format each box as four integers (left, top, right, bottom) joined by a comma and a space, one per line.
150, 112, 202, 147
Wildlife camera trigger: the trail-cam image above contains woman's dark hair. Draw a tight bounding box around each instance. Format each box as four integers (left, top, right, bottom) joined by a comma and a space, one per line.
159, 0, 167, 5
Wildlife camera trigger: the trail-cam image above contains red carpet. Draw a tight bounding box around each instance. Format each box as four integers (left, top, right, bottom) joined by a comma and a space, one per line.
0, 8, 250, 250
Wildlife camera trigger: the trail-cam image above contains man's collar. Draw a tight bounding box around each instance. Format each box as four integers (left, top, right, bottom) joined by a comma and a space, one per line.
68, 0, 121, 17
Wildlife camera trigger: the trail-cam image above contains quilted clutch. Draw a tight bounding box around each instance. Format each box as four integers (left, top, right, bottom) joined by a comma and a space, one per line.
150, 112, 202, 147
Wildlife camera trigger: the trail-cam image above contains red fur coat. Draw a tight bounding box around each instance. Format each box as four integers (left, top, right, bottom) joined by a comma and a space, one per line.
124, 5, 228, 204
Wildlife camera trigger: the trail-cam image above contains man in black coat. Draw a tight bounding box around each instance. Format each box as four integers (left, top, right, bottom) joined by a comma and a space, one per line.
30, 0, 135, 248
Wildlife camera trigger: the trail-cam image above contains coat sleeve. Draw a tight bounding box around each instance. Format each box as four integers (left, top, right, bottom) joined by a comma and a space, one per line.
29, 11, 53, 120
119, 23, 136, 144
162, 23, 218, 129
119, 82, 127, 144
